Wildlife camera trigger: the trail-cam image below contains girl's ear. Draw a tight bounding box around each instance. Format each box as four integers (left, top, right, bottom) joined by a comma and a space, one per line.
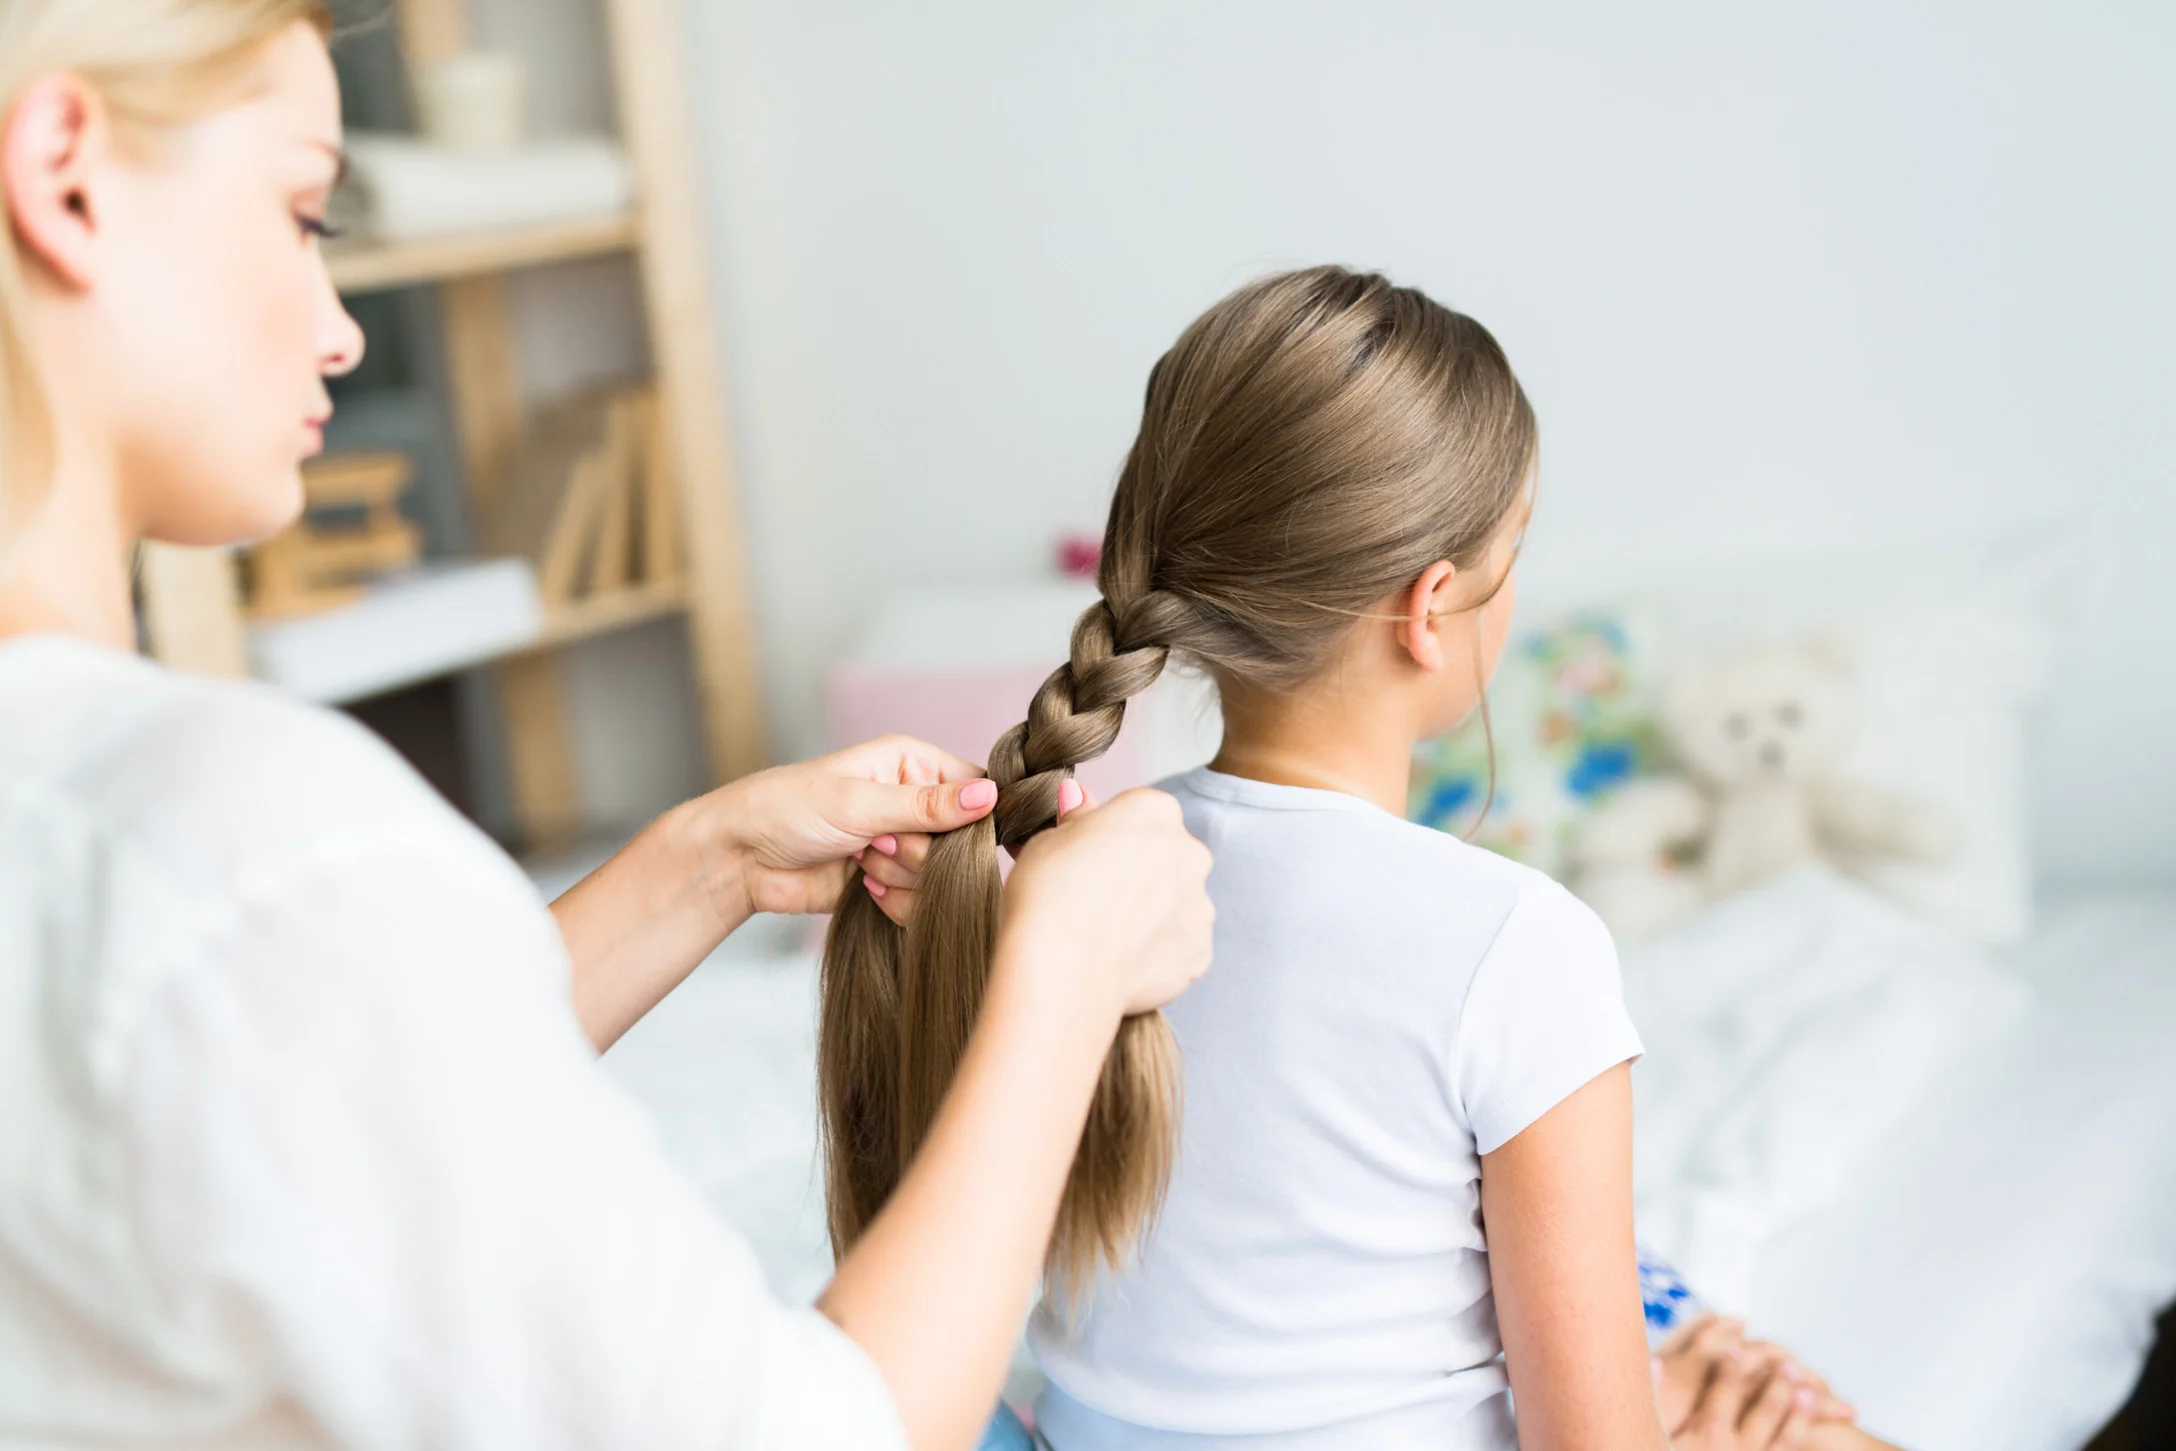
5, 75, 107, 290
1397, 560, 1459, 672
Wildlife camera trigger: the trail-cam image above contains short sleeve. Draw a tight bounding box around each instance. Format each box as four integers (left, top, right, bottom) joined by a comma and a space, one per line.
1452, 879, 1644, 1155
116, 834, 908, 1451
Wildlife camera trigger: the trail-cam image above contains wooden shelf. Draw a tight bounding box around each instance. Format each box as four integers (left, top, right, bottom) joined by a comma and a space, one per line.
529, 575, 689, 652
326, 211, 640, 294
138, 0, 768, 847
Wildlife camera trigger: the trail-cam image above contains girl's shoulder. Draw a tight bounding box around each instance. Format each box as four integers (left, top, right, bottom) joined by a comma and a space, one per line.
1164, 763, 1606, 967
1407, 822, 1617, 975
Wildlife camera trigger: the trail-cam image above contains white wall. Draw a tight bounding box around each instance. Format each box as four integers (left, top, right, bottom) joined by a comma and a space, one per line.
676, 0, 2175, 883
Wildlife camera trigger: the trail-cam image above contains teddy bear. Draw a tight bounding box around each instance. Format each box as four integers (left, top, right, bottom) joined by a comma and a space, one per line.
1568, 640, 1957, 942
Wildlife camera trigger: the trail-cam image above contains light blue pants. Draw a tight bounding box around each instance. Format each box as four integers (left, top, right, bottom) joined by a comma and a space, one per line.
976, 1401, 1038, 1451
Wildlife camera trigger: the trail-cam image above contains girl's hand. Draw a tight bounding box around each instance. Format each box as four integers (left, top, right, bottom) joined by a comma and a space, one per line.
1670, 1346, 1819, 1450
1655, 1317, 1857, 1435
997, 786, 1214, 1020
690, 735, 998, 926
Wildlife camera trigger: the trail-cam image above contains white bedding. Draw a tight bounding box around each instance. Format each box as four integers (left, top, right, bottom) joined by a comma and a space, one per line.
1624, 868, 2030, 1314
598, 889, 2176, 1450
1739, 889, 2176, 1451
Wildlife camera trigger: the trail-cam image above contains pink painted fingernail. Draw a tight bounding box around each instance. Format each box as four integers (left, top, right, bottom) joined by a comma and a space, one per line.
872, 835, 898, 856
959, 779, 997, 810
1795, 1389, 1816, 1410
864, 877, 887, 898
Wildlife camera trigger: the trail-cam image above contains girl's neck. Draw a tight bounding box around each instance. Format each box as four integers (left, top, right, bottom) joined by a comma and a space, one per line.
1208, 676, 1420, 817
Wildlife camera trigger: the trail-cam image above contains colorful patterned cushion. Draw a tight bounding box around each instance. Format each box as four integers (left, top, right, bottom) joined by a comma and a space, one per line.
1408, 609, 1667, 877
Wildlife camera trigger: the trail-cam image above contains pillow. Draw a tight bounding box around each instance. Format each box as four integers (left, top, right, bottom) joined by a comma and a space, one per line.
1815, 599, 2047, 943
1411, 536, 2054, 945
1515, 524, 2063, 944
1408, 607, 1667, 879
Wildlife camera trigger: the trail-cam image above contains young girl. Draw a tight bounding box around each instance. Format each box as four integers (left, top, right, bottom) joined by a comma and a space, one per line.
835, 267, 1875, 1450
1025, 264, 1662, 1450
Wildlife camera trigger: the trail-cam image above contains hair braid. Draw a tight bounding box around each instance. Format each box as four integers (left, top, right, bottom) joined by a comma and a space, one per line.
987, 594, 1174, 848
820, 586, 1189, 1306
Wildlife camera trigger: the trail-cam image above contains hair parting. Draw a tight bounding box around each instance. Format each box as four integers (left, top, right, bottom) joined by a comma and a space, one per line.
818, 265, 1536, 1310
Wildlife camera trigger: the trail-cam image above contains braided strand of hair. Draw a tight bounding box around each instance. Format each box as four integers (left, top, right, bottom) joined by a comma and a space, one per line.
817, 592, 1186, 1309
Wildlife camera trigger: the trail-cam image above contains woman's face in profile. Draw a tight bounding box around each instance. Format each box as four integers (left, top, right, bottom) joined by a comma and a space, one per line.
94, 20, 361, 548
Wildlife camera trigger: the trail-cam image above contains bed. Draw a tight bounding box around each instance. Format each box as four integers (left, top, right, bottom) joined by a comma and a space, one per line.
594, 883, 2176, 1450
1733, 887, 2176, 1451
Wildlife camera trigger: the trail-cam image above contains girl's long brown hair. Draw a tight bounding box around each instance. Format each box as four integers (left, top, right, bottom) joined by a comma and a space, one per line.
820, 265, 1537, 1304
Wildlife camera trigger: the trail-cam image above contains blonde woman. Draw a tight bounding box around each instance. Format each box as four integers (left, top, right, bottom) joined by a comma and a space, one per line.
0, 5, 1213, 1449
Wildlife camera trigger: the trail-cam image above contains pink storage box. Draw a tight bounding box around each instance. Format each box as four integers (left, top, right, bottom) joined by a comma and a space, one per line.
826, 662, 1165, 803
824, 582, 1220, 800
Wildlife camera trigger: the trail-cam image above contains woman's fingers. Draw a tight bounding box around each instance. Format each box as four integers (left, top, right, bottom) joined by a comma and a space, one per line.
826, 733, 987, 787
1001, 786, 1213, 1018
1003, 777, 1097, 863
836, 774, 998, 842
881, 831, 932, 872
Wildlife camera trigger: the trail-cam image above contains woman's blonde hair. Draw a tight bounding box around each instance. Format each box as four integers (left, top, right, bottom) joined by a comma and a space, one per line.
0, 0, 331, 557
820, 266, 1538, 1305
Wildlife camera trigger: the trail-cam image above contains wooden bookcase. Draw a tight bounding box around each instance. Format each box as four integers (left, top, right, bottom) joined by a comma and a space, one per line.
136, 0, 767, 845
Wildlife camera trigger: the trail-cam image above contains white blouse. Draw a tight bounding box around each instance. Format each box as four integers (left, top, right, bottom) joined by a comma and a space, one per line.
0, 636, 905, 1450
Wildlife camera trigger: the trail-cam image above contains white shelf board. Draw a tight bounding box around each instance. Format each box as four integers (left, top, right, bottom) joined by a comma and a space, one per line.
248, 558, 545, 705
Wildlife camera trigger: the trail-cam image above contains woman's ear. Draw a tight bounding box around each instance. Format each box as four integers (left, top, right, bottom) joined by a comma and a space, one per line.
5, 74, 108, 290
1396, 560, 1460, 672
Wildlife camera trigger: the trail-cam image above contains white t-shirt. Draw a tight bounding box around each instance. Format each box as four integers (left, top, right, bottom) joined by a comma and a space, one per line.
1031, 767, 1643, 1451
0, 636, 906, 1450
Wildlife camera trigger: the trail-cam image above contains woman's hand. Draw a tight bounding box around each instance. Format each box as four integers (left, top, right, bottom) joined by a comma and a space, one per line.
554, 736, 998, 1051
996, 785, 1215, 1019
690, 734, 999, 926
